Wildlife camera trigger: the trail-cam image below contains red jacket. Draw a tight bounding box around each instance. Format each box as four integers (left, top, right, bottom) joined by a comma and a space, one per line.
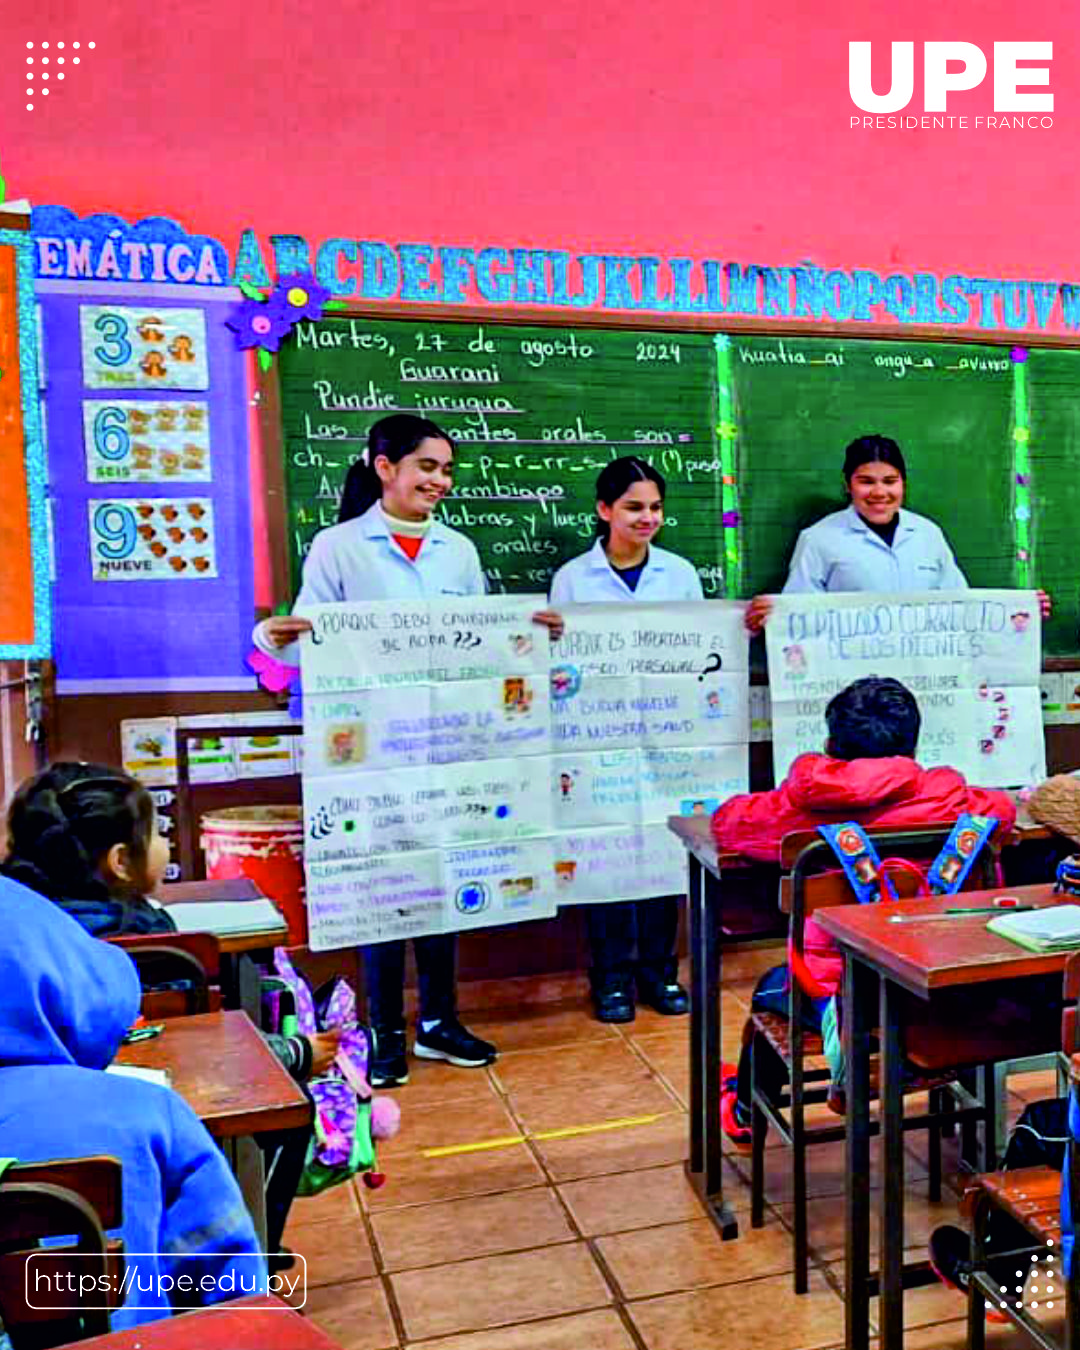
712, 753, 1017, 863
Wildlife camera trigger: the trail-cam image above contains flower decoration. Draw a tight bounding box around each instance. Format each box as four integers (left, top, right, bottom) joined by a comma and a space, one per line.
226, 295, 293, 353
273, 272, 331, 323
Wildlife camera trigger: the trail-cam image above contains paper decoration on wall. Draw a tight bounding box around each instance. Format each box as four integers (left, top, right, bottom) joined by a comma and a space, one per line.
80, 304, 209, 389
88, 498, 217, 580
227, 270, 338, 371
82, 400, 212, 482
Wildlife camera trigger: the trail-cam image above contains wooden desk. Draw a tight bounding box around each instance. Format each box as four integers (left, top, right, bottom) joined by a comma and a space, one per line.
160, 879, 289, 956
67, 1295, 343, 1350
668, 814, 751, 1239
816, 883, 1067, 1350
116, 1010, 311, 1249
115, 1010, 310, 1138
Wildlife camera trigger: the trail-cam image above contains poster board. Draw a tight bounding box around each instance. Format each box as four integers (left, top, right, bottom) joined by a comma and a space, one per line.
32, 208, 254, 692
765, 589, 1046, 789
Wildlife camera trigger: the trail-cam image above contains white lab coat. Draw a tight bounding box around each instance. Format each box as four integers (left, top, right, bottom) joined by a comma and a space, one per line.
549, 539, 704, 604
782, 505, 968, 595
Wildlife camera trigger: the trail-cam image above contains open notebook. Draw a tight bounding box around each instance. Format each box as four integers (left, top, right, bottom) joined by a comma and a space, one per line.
987, 904, 1080, 952
162, 897, 287, 937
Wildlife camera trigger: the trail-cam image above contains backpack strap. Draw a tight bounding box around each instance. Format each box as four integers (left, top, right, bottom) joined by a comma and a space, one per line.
925, 814, 998, 895
816, 822, 899, 904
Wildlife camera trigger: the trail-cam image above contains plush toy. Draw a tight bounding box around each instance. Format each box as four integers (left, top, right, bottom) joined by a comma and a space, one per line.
363, 1096, 402, 1190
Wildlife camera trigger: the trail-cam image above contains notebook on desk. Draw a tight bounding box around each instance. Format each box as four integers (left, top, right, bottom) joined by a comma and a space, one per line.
164, 898, 288, 937
987, 904, 1080, 952
106, 1064, 172, 1088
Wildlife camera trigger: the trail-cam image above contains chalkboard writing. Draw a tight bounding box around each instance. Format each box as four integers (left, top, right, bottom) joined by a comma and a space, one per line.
276, 317, 725, 599
732, 334, 1020, 607
1026, 349, 1080, 656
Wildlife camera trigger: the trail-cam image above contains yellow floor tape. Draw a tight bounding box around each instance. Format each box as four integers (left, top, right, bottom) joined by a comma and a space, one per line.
421, 1111, 680, 1159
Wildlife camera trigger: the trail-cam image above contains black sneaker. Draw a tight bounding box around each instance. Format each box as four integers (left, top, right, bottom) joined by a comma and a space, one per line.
928, 1224, 1011, 1323
368, 1025, 409, 1087
413, 1018, 497, 1067
637, 967, 689, 1015
591, 974, 635, 1023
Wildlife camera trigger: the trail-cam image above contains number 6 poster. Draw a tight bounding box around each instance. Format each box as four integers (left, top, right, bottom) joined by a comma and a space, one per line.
79, 305, 209, 389
82, 400, 212, 482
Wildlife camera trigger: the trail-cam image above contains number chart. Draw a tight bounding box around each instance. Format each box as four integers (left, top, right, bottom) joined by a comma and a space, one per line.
82, 400, 212, 482
273, 316, 724, 602
88, 498, 217, 581
79, 305, 209, 390
35, 209, 253, 690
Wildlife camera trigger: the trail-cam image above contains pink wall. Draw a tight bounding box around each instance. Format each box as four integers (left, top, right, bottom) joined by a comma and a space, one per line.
9, 0, 1079, 284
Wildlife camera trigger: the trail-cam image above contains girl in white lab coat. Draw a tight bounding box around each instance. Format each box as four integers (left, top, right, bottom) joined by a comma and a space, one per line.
255, 413, 562, 1085
549, 457, 700, 1022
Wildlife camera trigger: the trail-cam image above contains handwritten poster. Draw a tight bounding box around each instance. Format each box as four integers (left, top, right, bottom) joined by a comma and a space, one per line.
88, 498, 217, 580
766, 590, 1046, 789
79, 305, 209, 390
550, 603, 749, 902
300, 596, 557, 949
82, 400, 211, 482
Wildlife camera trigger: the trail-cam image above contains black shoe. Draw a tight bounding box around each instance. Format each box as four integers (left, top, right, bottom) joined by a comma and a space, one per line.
637, 968, 689, 1015
368, 1025, 409, 1087
268, 1249, 296, 1275
592, 975, 635, 1023
928, 1224, 973, 1295
413, 1017, 497, 1067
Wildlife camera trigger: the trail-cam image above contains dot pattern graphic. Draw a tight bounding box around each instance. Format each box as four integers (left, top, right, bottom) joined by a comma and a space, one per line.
24, 40, 94, 108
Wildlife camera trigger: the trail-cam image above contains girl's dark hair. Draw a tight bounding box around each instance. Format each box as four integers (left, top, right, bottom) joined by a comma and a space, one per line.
594, 456, 666, 540
1, 762, 155, 902
338, 413, 455, 523
842, 434, 907, 483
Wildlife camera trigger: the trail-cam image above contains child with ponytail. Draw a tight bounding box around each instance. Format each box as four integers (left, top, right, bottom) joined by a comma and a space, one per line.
253, 412, 562, 1087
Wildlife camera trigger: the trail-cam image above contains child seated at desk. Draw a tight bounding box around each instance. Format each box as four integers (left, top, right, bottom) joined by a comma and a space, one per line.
0, 870, 265, 1328
1, 761, 335, 1269
710, 676, 1016, 1148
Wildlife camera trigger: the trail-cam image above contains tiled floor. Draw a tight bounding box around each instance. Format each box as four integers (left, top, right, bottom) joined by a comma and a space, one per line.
283, 946, 1060, 1349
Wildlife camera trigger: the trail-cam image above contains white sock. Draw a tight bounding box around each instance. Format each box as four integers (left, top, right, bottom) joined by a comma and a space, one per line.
420, 1018, 442, 1033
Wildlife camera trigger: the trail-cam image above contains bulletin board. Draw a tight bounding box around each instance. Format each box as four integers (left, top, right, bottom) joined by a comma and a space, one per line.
0, 224, 49, 659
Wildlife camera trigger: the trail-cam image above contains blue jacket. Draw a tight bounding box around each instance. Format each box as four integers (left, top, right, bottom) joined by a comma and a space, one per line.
0, 875, 265, 1327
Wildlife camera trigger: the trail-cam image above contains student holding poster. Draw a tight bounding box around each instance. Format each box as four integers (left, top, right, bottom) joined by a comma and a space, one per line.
744, 434, 1051, 630
255, 413, 563, 1086
549, 457, 699, 1022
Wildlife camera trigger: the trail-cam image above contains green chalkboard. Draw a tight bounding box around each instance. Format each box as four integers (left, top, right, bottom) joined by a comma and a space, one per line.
731, 333, 1021, 602
276, 316, 725, 600
1027, 349, 1080, 656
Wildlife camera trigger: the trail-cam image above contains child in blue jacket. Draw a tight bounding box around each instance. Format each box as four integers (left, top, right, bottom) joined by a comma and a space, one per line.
0, 871, 266, 1329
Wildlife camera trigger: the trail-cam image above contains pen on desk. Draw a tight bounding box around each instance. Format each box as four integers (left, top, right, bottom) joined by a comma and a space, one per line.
887, 905, 1037, 924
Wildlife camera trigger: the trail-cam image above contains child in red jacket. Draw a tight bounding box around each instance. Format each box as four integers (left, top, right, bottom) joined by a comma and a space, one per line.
714, 676, 1016, 1148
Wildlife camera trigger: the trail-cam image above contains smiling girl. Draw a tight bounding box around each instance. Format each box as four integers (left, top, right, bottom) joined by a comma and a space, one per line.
549, 457, 700, 1022
745, 434, 1051, 630
254, 413, 562, 1086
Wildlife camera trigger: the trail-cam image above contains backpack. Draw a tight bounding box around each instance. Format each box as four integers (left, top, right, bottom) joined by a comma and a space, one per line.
799, 814, 999, 1085
265, 951, 387, 1195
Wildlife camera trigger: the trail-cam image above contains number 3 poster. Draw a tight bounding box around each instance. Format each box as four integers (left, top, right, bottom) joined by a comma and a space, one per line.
79, 305, 209, 390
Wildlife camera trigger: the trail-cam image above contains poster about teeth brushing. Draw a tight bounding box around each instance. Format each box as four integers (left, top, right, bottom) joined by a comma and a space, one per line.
766, 590, 1045, 789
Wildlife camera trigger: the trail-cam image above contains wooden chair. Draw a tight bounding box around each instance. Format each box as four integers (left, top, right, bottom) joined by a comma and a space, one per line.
0, 1157, 123, 1350
108, 933, 221, 1017
749, 825, 1001, 1293
962, 955, 1080, 1349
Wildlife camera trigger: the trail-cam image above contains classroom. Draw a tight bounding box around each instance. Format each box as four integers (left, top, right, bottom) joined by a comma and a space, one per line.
1, 4, 1080, 1350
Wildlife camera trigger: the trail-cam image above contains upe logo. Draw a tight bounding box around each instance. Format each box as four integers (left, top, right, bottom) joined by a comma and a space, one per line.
849, 41, 1053, 113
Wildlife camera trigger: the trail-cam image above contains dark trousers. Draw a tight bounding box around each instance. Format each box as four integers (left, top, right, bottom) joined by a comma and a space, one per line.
735, 964, 828, 1113
979, 1096, 1069, 1284
364, 933, 457, 1028
257, 1119, 314, 1254
585, 897, 679, 984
